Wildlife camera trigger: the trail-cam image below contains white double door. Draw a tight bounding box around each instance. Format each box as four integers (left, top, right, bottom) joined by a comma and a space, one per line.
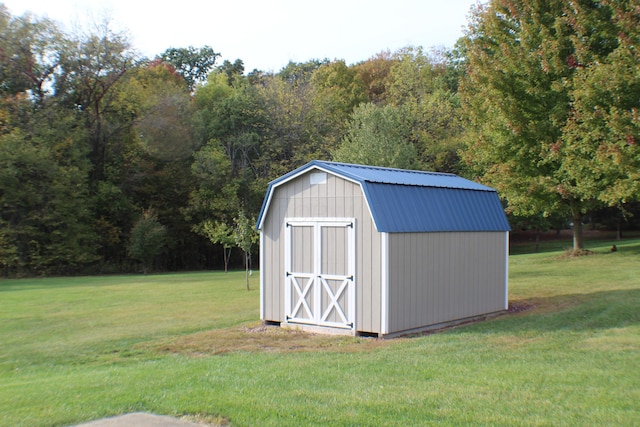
284, 218, 355, 330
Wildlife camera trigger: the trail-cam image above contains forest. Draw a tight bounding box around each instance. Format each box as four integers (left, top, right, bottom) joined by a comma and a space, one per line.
1, 0, 638, 276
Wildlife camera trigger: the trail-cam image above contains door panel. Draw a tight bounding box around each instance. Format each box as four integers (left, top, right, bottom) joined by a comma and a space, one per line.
321, 226, 349, 276
291, 225, 313, 273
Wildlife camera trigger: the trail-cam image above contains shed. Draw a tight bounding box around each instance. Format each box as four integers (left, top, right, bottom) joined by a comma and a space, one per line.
256, 160, 511, 337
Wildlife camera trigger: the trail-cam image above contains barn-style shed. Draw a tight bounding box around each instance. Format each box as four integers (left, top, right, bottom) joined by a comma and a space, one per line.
256, 160, 511, 337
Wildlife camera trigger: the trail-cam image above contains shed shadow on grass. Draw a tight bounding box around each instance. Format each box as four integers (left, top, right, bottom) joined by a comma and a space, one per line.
449, 288, 640, 337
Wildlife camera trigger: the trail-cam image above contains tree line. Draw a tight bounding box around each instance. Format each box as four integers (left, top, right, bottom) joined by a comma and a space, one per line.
1, 0, 638, 276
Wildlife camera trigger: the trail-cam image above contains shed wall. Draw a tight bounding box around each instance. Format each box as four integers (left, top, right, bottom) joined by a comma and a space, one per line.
261, 170, 383, 333
387, 231, 507, 334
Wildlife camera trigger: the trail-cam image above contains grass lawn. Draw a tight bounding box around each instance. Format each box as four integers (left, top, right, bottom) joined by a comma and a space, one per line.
1, 239, 639, 426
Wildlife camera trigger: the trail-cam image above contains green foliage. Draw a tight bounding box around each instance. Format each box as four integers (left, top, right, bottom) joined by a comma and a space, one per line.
201, 220, 234, 272
125, 62, 196, 161
0, 101, 98, 276
334, 102, 417, 169
193, 73, 265, 178
160, 45, 220, 91
459, 0, 640, 251
55, 19, 138, 187
189, 140, 238, 215
559, 1, 640, 206
218, 59, 245, 84
0, 7, 62, 100
311, 60, 369, 120
385, 46, 465, 172
128, 210, 167, 274
255, 71, 322, 176
278, 59, 329, 85
88, 55, 198, 272
233, 210, 259, 290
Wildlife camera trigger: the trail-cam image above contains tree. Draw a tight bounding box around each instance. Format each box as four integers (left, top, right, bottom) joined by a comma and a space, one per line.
128, 210, 167, 274
187, 72, 266, 265
55, 18, 138, 186
386, 46, 465, 173
354, 50, 398, 104
460, 0, 638, 253
233, 210, 258, 290
309, 60, 369, 153
189, 71, 267, 228
160, 45, 220, 91
201, 220, 234, 272
333, 102, 417, 169
255, 68, 320, 177
218, 59, 245, 84
559, 0, 640, 208
188, 140, 240, 227
128, 61, 196, 161
278, 59, 328, 86
0, 106, 98, 275
0, 7, 103, 276
0, 7, 62, 102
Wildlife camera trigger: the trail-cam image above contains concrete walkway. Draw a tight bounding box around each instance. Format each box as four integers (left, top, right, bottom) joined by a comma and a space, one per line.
72, 412, 214, 427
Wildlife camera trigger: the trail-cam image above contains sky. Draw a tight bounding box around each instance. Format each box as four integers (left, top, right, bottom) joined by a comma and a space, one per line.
3, 0, 478, 73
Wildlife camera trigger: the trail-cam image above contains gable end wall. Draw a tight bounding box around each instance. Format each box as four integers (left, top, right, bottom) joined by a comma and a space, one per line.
261, 170, 383, 333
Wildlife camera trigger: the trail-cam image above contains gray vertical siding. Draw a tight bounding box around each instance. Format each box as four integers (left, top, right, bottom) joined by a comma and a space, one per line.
386, 231, 507, 333
261, 170, 382, 333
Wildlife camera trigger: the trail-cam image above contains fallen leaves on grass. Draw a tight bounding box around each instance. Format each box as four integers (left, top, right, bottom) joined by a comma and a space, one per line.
556, 248, 597, 259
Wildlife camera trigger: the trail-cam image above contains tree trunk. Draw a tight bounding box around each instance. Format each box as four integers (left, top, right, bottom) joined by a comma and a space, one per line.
244, 252, 250, 290
571, 207, 584, 253
535, 228, 540, 253
223, 247, 231, 273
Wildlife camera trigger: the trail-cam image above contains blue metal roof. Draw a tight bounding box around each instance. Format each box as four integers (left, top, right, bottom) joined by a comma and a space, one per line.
257, 160, 510, 232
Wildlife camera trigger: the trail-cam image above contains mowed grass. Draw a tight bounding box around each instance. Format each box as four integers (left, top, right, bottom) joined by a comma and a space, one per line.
1, 239, 639, 427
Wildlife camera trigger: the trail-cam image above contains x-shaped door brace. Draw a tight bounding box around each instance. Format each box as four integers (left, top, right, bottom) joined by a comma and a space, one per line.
319, 276, 350, 324
290, 274, 314, 320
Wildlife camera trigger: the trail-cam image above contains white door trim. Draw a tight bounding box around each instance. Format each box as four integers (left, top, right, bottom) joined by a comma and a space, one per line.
284, 218, 356, 330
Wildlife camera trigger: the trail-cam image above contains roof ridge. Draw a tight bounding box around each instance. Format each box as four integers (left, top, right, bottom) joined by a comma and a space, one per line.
315, 160, 456, 177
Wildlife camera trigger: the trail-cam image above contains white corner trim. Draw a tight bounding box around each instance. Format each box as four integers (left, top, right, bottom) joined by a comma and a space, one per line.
381, 232, 389, 334
504, 231, 510, 310
259, 230, 265, 320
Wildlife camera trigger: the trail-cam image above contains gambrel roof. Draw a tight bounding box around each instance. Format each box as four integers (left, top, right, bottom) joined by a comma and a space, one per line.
257, 160, 510, 233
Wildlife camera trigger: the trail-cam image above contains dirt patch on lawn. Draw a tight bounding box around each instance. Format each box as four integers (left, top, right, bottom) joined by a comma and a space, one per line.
144, 323, 390, 357
508, 301, 536, 313
509, 295, 585, 316
144, 301, 561, 357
